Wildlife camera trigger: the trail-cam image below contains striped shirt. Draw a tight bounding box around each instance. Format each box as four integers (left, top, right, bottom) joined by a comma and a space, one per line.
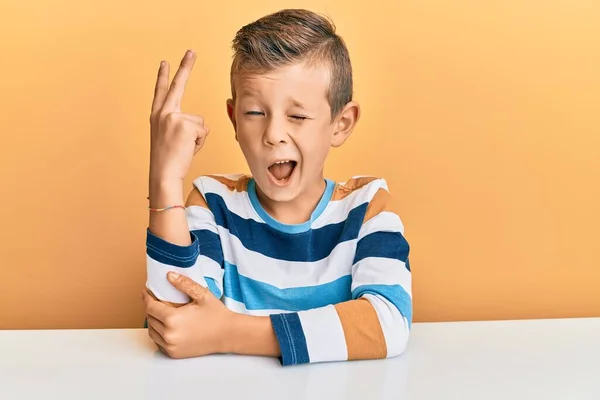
146, 173, 412, 366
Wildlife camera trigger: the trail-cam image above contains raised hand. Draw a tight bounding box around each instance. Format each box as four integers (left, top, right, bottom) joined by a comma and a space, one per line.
149, 50, 210, 188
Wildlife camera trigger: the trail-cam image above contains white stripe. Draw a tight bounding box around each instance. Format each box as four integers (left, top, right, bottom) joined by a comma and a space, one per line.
146, 255, 224, 303
195, 255, 224, 289
298, 305, 348, 363
351, 257, 412, 297
358, 211, 404, 240
363, 294, 410, 358
313, 178, 388, 229
312, 190, 371, 229
193, 175, 390, 233
222, 296, 289, 316
186, 206, 218, 233
193, 176, 263, 223
219, 227, 357, 289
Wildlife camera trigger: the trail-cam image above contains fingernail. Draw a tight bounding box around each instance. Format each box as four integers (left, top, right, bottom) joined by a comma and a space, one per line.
186, 50, 194, 58
160, 61, 165, 67
169, 271, 180, 280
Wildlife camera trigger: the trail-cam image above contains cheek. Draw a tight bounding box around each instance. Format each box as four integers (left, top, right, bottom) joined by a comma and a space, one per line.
297, 127, 332, 165
236, 123, 261, 149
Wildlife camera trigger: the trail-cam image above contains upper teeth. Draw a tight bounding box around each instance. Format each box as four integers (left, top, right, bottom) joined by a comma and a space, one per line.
274, 160, 291, 164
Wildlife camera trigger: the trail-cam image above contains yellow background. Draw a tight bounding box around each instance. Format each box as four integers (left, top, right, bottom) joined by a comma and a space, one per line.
1, 0, 598, 329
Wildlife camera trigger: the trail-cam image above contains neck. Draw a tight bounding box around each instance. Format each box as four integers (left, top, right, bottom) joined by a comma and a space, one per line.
257, 177, 327, 225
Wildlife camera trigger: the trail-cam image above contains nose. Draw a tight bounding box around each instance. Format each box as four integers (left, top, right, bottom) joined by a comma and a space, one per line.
263, 115, 288, 146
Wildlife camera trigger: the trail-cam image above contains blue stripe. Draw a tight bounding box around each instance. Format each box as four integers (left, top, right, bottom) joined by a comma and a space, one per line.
191, 229, 224, 267
223, 262, 244, 304
223, 262, 352, 311
353, 231, 410, 266
146, 229, 199, 268
205, 192, 367, 262
270, 312, 310, 366
205, 277, 222, 299
353, 284, 413, 327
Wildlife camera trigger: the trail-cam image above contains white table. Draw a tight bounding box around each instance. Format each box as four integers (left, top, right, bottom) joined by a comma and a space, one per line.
1, 318, 599, 400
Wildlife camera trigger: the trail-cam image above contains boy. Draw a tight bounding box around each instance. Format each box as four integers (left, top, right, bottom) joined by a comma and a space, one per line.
143, 8, 412, 366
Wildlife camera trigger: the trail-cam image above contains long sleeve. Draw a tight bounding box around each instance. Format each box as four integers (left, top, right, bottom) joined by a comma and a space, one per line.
146, 186, 225, 304
269, 187, 412, 366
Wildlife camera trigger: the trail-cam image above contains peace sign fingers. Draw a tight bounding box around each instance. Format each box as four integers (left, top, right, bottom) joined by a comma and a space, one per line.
148, 49, 206, 185
162, 50, 197, 113
151, 60, 170, 117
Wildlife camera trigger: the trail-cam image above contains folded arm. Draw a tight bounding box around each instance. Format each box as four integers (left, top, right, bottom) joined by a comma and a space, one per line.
225, 188, 412, 366
146, 184, 225, 304
269, 225, 412, 366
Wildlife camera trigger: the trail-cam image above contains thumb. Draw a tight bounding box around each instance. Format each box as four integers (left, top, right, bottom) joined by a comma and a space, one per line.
167, 272, 208, 303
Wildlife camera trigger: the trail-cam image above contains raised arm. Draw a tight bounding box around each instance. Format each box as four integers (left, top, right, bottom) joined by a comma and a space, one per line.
145, 50, 221, 304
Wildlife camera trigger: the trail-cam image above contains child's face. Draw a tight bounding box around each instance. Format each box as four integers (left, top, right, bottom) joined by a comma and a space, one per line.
227, 62, 358, 204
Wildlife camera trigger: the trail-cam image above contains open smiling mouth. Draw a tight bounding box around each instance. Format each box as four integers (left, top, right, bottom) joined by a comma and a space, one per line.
267, 160, 298, 185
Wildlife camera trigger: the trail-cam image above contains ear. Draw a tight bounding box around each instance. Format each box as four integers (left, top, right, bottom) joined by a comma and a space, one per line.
226, 98, 238, 141
331, 101, 360, 148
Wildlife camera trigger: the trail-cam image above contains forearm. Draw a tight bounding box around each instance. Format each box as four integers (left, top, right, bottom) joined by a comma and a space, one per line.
148, 179, 191, 246
252, 298, 409, 366
222, 313, 281, 358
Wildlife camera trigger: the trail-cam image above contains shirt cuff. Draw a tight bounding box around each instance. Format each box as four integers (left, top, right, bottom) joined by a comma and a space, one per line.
269, 313, 310, 366
146, 228, 199, 267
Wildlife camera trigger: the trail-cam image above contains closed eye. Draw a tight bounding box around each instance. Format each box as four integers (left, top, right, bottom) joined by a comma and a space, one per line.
245, 111, 264, 116
290, 115, 308, 120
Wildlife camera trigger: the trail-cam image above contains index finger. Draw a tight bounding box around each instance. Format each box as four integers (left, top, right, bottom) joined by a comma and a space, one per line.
151, 60, 170, 115
167, 272, 209, 302
163, 50, 196, 112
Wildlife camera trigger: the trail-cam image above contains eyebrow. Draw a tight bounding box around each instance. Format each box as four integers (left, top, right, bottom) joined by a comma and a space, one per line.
237, 88, 313, 111
290, 98, 315, 110
237, 88, 259, 98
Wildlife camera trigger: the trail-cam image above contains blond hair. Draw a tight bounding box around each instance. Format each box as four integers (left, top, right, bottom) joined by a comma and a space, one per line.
230, 9, 353, 119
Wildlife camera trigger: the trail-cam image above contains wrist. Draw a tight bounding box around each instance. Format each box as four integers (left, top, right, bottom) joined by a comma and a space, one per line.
219, 311, 242, 354
148, 178, 184, 208
218, 312, 280, 357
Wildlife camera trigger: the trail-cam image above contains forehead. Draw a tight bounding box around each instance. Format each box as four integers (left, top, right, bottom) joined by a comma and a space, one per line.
235, 62, 330, 105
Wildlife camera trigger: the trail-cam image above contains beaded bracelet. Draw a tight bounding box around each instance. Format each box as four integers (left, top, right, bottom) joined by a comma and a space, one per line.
146, 197, 185, 212
148, 204, 186, 212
